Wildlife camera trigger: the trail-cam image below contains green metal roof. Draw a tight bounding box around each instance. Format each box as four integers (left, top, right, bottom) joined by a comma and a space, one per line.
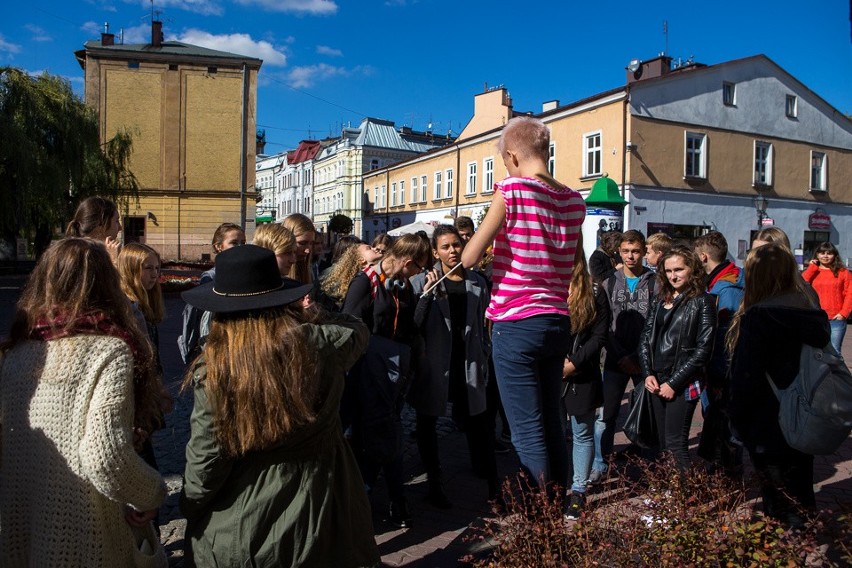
585, 175, 628, 207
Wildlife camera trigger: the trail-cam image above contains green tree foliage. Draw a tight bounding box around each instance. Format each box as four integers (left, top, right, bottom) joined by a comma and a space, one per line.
0, 67, 138, 256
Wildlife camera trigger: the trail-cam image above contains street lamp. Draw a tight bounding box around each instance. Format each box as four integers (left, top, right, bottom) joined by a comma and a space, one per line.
753, 195, 769, 229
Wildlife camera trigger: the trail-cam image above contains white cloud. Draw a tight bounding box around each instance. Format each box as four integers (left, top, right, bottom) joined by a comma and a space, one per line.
81, 21, 102, 36
173, 29, 287, 66
121, 24, 151, 44
25, 24, 52, 43
122, 0, 223, 16
0, 35, 22, 55
316, 45, 342, 57
234, 0, 337, 15
286, 63, 373, 88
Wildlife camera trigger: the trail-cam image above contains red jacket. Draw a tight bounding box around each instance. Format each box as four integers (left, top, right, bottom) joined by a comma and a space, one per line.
802, 263, 852, 319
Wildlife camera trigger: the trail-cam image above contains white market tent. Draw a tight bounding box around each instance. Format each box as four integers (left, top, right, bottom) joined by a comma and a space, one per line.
387, 221, 435, 237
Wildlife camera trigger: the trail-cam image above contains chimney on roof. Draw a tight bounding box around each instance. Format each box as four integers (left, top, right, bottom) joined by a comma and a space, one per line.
101, 22, 114, 46
542, 100, 559, 113
151, 20, 164, 47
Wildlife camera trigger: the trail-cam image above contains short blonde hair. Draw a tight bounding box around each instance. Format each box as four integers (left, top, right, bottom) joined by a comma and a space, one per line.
497, 116, 550, 162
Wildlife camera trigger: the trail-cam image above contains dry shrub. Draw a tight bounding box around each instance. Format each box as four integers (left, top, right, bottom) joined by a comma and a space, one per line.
466, 455, 840, 567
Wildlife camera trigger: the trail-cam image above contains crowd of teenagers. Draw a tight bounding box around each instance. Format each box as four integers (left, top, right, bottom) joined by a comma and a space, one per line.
1, 116, 849, 566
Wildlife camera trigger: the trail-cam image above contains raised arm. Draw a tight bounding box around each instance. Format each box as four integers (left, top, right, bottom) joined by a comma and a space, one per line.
462, 190, 505, 269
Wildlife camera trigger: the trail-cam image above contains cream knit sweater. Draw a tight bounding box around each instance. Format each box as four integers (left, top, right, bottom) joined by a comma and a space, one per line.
0, 335, 167, 567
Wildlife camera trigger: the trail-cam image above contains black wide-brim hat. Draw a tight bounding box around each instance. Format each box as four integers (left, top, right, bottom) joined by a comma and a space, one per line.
181, 244, 313, 313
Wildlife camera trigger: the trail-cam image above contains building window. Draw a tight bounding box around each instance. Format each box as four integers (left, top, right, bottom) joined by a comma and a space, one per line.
445, 169, 454, 199
420, 175, 428, 203
583, 132, 602, 177
379, 185, 386, 208
127, 60, 140, 69
810, 151, 827, 191
411, 177, 418, 203
399, 180, 405, 205
391, 182, 398, 206
684, 132, 707, 179
722, 81, 736, 106
548, 143, 556, 176
123, 216, 145, 244
754, 141, 773, 187
370, 159, 380, 171
483, 157, 494, 193
207, 66, 218, 74
434, 171, 442, 200
374, 186, 379, 209
466, 162, 477, 195
786, 95, 798, 118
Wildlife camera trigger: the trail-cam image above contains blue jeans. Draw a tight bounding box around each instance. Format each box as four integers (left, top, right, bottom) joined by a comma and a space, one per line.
593, 368, 639, 472
492, 314, 570, 493
570, 410, 596, 493
829, 319, 847, 354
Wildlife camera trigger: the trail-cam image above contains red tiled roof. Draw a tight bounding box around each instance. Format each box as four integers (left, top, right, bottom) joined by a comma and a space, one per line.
288, 140, 322, 164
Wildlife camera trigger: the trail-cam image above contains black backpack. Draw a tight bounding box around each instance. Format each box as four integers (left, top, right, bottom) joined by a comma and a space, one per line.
766, 342, 852, 455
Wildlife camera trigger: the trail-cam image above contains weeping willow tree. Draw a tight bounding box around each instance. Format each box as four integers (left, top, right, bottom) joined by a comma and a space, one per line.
0, 67, 138, 257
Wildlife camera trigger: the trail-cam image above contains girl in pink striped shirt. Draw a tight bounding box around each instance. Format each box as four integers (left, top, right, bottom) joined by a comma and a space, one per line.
462, 116, 585, 511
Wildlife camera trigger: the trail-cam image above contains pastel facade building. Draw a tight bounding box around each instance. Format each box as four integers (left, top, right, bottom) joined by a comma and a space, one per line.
363, 55, 852, 264
75, 22, 262, 259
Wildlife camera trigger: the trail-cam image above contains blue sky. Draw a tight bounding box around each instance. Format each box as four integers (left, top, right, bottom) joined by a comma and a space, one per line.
3, 1, 851, 152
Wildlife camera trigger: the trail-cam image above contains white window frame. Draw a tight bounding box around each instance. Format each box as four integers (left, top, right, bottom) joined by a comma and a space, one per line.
548, 143, 556, 176
722, 81, 736, 106
434, 171, 442, 200
391, 182, 398, 206
399, 180, 405, 205
684, 131, 707, 179
420, 175, 428, 203
379, 185, 386, 208
753, 141, 773, 187
786, 94, 798, 118
374, 186, 379, 209
445, 169, 454, 199
583, 131, 602, 178
411, 177, 418, 203
810, 151, 827, 192
466, 161, 477, 195
483, 157, 494, 194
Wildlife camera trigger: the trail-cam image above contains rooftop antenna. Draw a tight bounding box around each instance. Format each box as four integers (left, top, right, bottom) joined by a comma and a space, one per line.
104, 22, 110, 34
663, 20, 668, 56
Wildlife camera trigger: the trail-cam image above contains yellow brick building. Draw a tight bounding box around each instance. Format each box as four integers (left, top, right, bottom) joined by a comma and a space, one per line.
75, 22, 262, 260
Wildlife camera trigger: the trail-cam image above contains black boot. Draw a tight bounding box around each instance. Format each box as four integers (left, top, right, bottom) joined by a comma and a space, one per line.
426, 476, 453, 509
388, 499, 411, 528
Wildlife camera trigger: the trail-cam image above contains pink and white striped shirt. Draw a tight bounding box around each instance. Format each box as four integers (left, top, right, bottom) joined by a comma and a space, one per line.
486, 176, 586, 322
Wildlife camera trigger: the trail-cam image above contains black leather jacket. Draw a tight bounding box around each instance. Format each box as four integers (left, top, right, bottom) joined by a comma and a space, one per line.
638, 293, 717, 394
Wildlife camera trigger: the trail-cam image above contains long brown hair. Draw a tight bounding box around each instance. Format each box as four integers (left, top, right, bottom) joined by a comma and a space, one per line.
725, 243, 801, 356
189, 306, 322, 457
568, 248, 595, 334
282, 214, 315, 284
2, 238, 162, 432
656, 245, 705, 302
813, 241, 845, 277
117, 243, 165, 324
65, 196, 117, 238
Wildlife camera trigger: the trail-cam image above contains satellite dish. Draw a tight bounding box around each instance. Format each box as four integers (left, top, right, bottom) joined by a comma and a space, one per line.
627, 59, 641, 72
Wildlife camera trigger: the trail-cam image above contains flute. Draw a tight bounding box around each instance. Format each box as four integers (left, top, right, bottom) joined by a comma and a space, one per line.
420, 262, 464, 297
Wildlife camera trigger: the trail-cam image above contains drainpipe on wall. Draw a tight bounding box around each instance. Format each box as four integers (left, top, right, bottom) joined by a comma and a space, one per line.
454, 145, 461, 218
621, 86, 629, 200
239, 63, 249, 228
385, 169, 390, 232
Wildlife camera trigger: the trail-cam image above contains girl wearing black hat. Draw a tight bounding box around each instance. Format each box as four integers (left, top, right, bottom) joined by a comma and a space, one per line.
179, 245, 379, 567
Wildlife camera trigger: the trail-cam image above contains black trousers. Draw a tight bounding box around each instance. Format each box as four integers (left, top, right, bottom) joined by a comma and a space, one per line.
649, 393, 698, 469
416, 406, 497, 483
749, 446, 815, 526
